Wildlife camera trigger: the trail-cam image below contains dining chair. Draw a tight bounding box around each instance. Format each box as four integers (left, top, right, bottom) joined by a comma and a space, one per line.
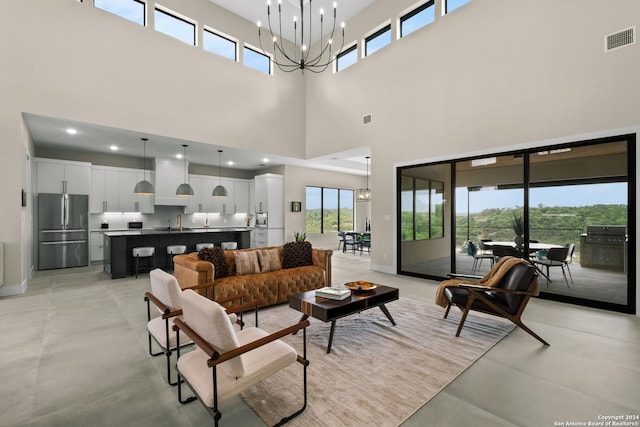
533, 246, 571, 287
340, 232, 359, 254
359, 233, 371, 255
472, 239, 494, 273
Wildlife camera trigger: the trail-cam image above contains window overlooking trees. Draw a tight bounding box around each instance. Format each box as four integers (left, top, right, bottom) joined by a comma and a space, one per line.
94, 0, 145, 26
306, 186, 354, 234
400, 1, 435, 38
401, 176, 444, 241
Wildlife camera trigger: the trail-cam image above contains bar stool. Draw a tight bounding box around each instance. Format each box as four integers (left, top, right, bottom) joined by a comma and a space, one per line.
166, 245, 187, 273
195, 243, 215, 251
220, 241, 238, 250
132, 247, 155, 279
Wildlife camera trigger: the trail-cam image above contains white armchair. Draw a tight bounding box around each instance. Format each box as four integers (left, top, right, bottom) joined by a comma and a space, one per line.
145, 269, 256, 387
174, 289, 310, 426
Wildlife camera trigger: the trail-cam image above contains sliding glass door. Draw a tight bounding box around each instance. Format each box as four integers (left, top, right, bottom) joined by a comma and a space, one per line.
528, 141, 628, 307
397, 135, 635, 314
454, 154, 524, 276
399, 163, 450, 278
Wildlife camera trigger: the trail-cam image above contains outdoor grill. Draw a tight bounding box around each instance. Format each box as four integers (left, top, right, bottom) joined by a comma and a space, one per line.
580, 225, 627, 271
584, 225, 627, 245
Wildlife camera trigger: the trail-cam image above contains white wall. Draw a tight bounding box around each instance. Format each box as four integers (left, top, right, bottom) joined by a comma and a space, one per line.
1, 0, 638, 312
282, 165, 367, 249
0, 0, 306, 291
305, 0, 640, 279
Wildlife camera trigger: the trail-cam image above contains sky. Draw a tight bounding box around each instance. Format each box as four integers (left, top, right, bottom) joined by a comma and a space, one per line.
455, 182, 627, 214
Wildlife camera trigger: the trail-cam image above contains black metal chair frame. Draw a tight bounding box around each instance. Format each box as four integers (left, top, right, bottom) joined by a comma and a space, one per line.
174, 316, 310, 426
472, 239, 494, 273
134, 252, 155, 278
144, 283, 259, 387
359, 233, 371, 255
533, 246, 572, 287
341, 232, 359, 254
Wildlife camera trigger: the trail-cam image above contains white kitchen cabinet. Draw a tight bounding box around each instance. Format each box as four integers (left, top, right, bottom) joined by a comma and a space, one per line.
103, 170, 120, 212
234, 180, 250, 214
254, 174, 284, 227
249, 180, 255, 215
90, 166, 154, 213
35, 158, 91, 194
253, 227, 284, 247
91, 167, 121, 213
185, 175, 251, 214
118, 170, 138, 212
90, 169, 105, 213
154, 158, 188, 206
90, 231, 105, 262
135, 171, 155, 214
212, 178, 235, 213
184, 175, 206, 214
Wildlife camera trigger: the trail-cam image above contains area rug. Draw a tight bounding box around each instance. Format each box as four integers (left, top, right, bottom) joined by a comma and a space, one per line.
241, 297, 514, 426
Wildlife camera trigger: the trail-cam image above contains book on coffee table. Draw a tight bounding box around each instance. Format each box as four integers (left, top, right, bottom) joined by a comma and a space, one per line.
315, 287, 351, 300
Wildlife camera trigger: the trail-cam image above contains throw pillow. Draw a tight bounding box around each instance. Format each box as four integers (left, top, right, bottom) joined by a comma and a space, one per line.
233, 251, 260, 275
197, 247, 229, 279
257, 248, 282, 273
282, 241, 313, 269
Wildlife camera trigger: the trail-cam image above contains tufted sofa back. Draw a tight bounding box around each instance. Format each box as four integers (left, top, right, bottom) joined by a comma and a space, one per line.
173, 246, 333, 309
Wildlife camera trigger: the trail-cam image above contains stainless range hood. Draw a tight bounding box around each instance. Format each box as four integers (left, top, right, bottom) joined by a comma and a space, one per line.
153, 158, 189, 206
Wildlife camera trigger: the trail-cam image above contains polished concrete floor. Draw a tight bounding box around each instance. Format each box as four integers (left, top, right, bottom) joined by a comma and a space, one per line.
1, 251, 638, 426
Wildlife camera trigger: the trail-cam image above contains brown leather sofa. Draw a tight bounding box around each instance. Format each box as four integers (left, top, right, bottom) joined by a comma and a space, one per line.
172, 246, 333, 308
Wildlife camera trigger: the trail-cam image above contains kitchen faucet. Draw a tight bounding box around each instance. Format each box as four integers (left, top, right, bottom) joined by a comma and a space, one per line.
177, 214, 182, 232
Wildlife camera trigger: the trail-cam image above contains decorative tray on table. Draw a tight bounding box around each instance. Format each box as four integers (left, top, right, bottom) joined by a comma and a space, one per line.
344, 281, 378, 293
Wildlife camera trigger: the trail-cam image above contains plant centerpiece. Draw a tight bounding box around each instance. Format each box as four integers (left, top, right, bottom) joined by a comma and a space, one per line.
511, 211, 525, 247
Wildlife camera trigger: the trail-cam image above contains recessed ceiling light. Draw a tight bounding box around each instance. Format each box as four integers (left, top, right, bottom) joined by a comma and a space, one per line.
227, 161, 234, 166
109, 145, 118, 151
66, 128, 78, 135
176, 153, 183, 159
263, 158, 270, 163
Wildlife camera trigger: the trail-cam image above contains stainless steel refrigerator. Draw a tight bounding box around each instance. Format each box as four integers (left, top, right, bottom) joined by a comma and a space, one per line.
37, 193, 89, 270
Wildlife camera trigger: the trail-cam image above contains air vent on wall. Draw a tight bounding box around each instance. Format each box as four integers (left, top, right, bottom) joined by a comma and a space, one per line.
363, 114, 372, 125
605, 26, 635, 52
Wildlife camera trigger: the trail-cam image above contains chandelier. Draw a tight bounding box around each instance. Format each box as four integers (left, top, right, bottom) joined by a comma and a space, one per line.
257, 0, 345, 73
356, 156, 371, 202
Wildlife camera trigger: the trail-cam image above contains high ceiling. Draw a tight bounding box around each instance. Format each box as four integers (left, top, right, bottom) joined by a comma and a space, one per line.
25, 2, 378, 175
208, 0, 378, 44
25, 113, 370, 175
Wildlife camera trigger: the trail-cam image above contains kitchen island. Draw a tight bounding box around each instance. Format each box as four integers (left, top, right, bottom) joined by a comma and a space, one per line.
103, 228, 251, 279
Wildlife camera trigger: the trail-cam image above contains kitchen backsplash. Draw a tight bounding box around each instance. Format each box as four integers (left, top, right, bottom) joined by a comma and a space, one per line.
90, 205, 251, 230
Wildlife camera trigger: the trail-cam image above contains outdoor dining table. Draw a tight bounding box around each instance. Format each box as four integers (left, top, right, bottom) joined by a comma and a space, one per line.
482, 241, 563, 280
483, 241, 562, 251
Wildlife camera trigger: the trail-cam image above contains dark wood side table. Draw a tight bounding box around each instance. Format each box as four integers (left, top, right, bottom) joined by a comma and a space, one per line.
288, 285, 399, 353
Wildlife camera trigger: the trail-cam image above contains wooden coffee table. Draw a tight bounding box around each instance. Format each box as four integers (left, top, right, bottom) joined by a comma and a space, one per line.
288, 284, 399, 353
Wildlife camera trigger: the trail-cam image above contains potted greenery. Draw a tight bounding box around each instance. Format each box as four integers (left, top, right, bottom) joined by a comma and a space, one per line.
511, 211, 524, 246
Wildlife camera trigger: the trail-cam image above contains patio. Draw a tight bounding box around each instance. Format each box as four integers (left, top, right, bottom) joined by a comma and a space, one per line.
402, 252, 628, 306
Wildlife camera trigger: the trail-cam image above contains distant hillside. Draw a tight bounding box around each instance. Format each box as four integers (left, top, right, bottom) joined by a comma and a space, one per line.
457, 205, 627, 247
